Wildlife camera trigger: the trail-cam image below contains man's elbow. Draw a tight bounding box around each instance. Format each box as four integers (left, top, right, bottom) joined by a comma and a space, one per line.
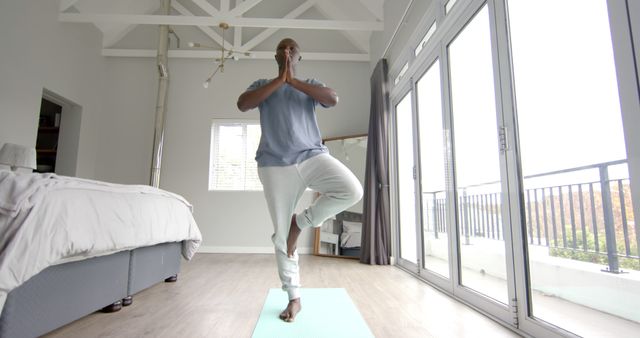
326, 93, 339, 107
237, 100, 248, 112
237, 97, 252, 112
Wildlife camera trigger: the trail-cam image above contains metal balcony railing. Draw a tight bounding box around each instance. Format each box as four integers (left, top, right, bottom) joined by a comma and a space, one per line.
422, 160, 638, 273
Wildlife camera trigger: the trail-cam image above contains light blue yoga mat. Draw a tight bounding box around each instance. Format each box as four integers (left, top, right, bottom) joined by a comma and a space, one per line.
252, 288, 374, 338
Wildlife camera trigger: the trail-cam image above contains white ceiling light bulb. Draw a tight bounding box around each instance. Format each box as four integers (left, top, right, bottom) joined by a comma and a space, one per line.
202, 65, 222, 89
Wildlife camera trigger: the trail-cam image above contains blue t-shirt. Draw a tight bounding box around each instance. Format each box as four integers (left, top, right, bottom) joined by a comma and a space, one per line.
247, 78, 328, 167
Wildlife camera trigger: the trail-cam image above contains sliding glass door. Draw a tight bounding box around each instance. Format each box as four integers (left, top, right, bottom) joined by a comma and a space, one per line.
390, 0, 640, 336
447, 4, 510, 304
394, 0, 516, 322
396, 92, 419, 266
416, 59, 451, 280
507, 0, 640, 336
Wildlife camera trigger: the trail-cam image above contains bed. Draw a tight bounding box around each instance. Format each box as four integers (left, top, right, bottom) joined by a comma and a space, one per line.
315, 211, 363, 258
0, 171, 202, 337
337, 211, 362, 257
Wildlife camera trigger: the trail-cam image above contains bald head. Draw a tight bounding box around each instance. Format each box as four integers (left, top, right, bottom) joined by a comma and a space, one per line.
275, 38, 302, 69
277, 38, 300, 52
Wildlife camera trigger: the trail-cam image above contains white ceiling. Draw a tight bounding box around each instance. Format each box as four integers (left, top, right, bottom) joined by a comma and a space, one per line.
58, 0, 385, 62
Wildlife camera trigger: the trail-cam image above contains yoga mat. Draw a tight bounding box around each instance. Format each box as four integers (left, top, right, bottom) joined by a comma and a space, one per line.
252, 288, 374, 338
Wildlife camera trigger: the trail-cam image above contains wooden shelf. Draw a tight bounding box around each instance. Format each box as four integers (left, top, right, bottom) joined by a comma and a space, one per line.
38, 126, 60, 132
37, 98, 62, 173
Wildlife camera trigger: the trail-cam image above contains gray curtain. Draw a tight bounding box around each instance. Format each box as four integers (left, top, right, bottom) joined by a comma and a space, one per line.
360, 59, 391, 265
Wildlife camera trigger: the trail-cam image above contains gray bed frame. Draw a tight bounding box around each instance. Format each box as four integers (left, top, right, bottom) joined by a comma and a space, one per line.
0, 241, 182, 338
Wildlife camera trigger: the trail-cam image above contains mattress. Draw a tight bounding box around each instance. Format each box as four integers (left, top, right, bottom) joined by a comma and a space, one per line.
0, 171, 202, 313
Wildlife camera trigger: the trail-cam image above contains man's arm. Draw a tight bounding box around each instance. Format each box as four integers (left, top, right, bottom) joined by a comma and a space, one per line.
288, 79, 339, 107
237, 78, 284, 112
237, 57, 290, 112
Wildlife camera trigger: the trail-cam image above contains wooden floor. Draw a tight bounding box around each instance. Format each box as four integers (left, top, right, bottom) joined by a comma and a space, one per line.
45, 254, 521, 338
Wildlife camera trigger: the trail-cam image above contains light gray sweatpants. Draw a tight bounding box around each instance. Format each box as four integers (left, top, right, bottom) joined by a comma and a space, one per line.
258, 153, 363, 300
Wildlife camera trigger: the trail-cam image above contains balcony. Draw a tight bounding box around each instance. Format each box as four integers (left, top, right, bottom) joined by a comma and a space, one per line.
422, 160, 639, 336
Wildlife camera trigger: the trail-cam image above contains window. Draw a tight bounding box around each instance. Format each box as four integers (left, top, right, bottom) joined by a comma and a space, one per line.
394, 62, 409, 85
448, 4, 507, 304
445, 0, 458, 14
209, 120, 262, 191
508, 0, 632, 335
396, 91, 418, 264
414, 22, 437, 57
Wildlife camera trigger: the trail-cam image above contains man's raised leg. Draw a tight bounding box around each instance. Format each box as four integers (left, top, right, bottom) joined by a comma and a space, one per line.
287, 214, 301, 258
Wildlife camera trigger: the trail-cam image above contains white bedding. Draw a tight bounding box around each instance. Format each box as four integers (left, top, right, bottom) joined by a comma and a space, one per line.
0, 171, 202, 313
340, 220, 362, 248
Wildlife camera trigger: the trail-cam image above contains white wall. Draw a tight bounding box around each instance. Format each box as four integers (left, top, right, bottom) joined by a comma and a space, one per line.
97, 58, 158, 184
0, 0, 108, 178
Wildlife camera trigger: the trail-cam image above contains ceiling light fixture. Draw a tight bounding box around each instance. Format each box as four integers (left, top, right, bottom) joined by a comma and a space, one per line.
188, 22, 253, 88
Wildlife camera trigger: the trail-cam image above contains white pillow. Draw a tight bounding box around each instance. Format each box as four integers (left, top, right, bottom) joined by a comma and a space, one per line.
342, 220, 361, 233
341, 220, 362, 248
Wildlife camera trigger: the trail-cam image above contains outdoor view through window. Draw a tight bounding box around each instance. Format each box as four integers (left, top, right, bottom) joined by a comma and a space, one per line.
509, 0, 634, 336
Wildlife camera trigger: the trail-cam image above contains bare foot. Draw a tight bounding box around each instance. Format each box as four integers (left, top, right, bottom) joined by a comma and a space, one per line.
279, 298, 301, 322
287, 215, 301, 258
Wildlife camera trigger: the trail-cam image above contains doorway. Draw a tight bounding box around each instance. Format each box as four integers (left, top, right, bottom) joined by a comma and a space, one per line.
37, 89, 82, 176
36, 98, 61, 173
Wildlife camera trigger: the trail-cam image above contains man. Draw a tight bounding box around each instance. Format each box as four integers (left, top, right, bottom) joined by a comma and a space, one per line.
237, 38, 363, 322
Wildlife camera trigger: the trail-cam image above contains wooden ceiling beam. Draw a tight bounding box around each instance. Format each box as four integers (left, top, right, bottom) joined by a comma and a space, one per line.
192, 0, 219, 16
59, 0, 81, 12
171, 2, 229, 48
102, 48, 370, 61
58, 13, 383, 31
241, 0, 316, 51
228, 0, 263, 17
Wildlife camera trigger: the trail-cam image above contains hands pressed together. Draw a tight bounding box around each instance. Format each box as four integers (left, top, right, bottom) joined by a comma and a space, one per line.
275, 49, 338, 107
277, 49, 296, 85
